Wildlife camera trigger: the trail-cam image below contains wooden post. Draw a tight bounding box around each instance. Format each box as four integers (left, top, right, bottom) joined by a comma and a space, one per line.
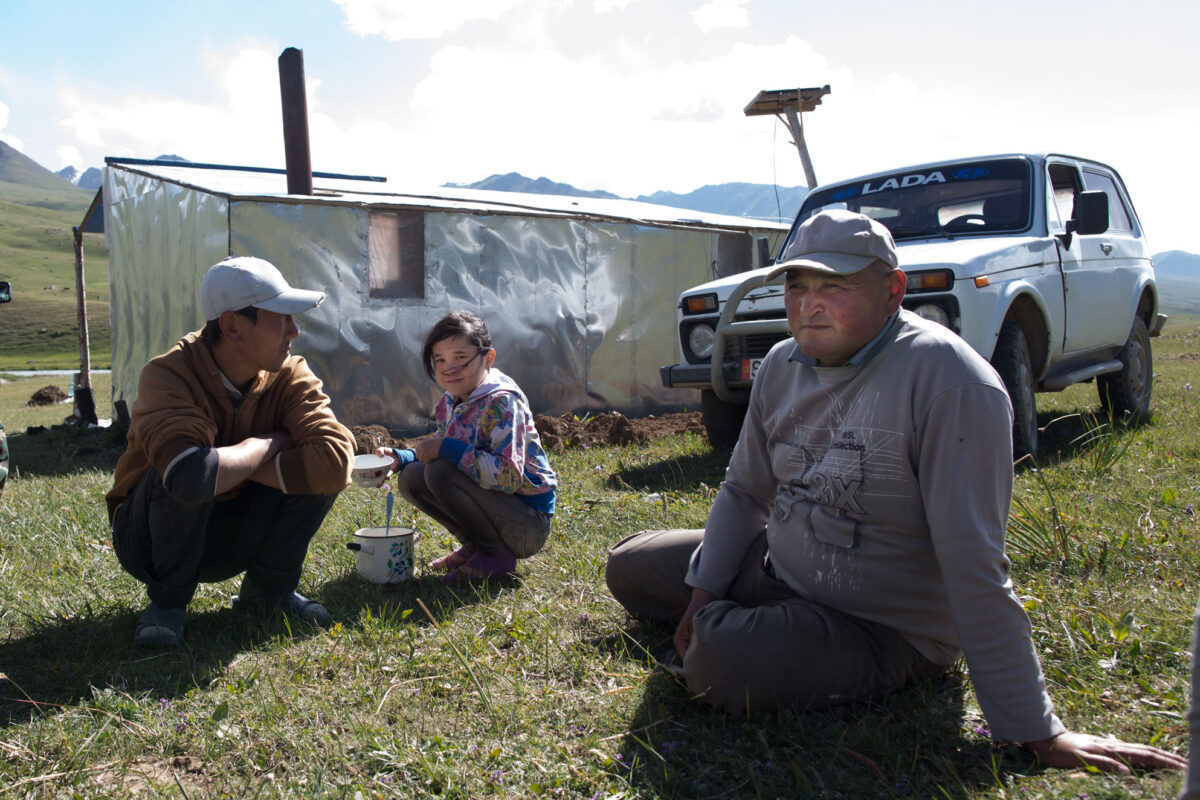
743, 87, 830, 191
73, 227, 97, 425
73, 227, 91, 389
783, 107, 818, 190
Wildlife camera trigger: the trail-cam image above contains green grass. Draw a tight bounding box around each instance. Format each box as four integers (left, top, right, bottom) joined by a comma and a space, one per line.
0, 325, 1198, 798
0, 187, 111, 371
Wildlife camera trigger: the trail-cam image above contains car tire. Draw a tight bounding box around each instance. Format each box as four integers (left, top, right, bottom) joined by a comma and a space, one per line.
700, 389, 747, 451
1097, 315, 1153, 421
991, 321, 1038, 462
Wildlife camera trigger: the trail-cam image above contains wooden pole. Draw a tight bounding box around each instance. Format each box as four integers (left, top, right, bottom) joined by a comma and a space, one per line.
72, 227, 91, 389
783, 107, 818, 190
72, 226, 97, 425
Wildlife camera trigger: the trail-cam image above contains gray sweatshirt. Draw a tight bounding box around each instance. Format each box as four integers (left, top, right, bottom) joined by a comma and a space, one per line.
687, 310, 1064, 743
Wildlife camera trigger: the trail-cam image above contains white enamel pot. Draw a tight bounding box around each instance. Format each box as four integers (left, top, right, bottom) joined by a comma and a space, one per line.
346, 526, 415, 584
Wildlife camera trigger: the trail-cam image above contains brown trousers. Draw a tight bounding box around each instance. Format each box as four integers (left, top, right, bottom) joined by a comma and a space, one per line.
395, 459, 551, 558
605, 528, 944, 717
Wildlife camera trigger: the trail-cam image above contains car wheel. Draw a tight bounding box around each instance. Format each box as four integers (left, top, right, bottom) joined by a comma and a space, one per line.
991, 321, 1038, 462
1097, 316, 1153, 421
700, 389, 747, 451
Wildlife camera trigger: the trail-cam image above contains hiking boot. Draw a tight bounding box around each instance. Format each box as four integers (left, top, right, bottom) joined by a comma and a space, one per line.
133, 602, 186, 647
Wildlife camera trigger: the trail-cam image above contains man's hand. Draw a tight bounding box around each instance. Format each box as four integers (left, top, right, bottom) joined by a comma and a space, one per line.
215, 430, 291, 493
673, 587, 717, 660
414, 437, 443, 464
1023, 731, 1187, 774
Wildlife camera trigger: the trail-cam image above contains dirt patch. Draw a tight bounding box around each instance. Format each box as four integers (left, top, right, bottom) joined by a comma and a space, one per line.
26, 385, 68, 406
348, 411, 704, 455
91, 755, 208, 795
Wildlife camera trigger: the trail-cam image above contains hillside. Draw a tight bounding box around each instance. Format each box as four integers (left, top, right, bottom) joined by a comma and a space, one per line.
0, 142, 109, 370
637, 182, 808, 222
1154, 251, 1200, 314
0, 141, 93, 211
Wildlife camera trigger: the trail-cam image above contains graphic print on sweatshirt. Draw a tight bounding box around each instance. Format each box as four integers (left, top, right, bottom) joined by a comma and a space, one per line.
769, 386, 907, 593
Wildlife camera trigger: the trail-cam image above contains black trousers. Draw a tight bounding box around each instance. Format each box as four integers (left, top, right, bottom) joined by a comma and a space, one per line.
112, 467, 338, 609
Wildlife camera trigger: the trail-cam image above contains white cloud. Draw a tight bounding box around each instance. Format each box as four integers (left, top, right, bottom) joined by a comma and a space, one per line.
595, 0, 636, 11
56, 42, 290, 168
55, 144, 82, 169
0, 98, 20, 151
331, 0, 529, 40
399, 36, 842, 195
692, 0, 749, 32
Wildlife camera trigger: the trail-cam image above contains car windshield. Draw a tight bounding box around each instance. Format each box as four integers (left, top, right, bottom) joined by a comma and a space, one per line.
786, 158, 1033, 247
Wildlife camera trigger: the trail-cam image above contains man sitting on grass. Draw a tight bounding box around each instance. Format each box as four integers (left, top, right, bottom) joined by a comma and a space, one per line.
606, 210, 1185, 774
106, 256, 354, 647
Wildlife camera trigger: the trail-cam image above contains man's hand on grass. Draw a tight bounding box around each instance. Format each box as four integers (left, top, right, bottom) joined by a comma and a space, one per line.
673, 587, 716, 660
1023, 731, 1187, 774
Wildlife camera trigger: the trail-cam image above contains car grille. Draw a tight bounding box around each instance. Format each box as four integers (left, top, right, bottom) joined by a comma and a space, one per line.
727, 332, 791, 360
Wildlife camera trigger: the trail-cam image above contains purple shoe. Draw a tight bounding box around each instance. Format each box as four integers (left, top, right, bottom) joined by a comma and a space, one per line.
444, 548, 517, 582
429, 544, 476, 571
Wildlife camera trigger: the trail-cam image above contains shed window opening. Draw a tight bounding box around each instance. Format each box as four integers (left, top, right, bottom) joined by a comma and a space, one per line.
368, 211, 425, 299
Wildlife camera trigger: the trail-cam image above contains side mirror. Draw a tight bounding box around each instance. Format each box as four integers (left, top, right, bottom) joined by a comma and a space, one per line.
0, 280, 10, 304
756, 236, 774, 268
1072, 190, 1109, 236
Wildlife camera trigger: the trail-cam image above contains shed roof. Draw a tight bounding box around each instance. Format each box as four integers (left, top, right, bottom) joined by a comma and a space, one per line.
101, 158, 783, 233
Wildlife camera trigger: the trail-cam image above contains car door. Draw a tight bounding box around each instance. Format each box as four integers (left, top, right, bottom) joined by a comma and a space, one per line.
1050, 160, 1136, 355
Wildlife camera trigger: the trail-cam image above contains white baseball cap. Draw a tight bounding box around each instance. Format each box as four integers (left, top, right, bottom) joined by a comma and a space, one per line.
765, 209, 899, 282
200, 256, 325, 321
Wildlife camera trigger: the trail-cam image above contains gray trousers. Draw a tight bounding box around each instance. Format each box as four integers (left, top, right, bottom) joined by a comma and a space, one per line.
605, 528, 944, 717
112, 467, 338, 609
395, 459, 551, 558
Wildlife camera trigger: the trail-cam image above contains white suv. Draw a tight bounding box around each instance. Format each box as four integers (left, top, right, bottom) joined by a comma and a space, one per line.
660, 154, 1165, 459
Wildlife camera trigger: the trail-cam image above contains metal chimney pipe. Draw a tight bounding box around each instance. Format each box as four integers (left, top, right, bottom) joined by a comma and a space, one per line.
278, 47, 313, 195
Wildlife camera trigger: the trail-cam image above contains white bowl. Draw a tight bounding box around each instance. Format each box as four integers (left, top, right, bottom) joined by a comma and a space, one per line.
351, 453, 393, 487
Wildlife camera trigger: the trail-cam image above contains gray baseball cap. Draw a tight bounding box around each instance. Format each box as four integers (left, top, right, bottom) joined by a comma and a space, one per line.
200, 256, 325, 321
765, 209, 899, 282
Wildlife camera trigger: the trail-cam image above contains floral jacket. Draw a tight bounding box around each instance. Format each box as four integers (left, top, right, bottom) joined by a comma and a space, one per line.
435, 369, 556, 514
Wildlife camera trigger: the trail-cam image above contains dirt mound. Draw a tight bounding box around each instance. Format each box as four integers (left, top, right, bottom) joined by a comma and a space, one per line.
27, 385, 68, 406
535, 411, 703, 450
348, 411, 704, 455
351, 424, 395, 455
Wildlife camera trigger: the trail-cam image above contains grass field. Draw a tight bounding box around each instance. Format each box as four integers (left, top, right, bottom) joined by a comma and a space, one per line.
0, 320, 1198, 799
0, 193, 110, 372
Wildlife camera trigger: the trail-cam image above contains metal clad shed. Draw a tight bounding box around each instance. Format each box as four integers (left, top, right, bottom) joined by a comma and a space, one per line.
102, 160, 787, 433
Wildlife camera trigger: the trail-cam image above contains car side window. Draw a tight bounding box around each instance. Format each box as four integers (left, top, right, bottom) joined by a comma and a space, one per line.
1082, 170, 1134, 233
1047, 163, 1082, 227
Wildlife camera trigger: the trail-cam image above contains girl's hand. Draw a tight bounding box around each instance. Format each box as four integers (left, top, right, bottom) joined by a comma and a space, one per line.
375, 446, 400, 473
415, 437, 443, 463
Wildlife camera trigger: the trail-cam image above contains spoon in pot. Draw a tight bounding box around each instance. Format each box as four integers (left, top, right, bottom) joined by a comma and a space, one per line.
385, 490, 394, 537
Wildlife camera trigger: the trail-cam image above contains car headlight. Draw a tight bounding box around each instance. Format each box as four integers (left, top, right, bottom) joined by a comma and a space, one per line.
912, 303, 951, 329
688, 323, 715, 360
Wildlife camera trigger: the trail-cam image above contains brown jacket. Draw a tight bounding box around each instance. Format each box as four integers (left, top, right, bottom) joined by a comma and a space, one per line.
106, 331, 354, 521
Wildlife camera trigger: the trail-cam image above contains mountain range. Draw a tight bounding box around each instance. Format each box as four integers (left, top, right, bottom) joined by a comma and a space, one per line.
54, 165, 103, 190
446, 171, 809, 222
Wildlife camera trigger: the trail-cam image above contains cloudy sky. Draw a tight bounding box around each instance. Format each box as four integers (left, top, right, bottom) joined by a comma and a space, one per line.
1, 0, 1196, 252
